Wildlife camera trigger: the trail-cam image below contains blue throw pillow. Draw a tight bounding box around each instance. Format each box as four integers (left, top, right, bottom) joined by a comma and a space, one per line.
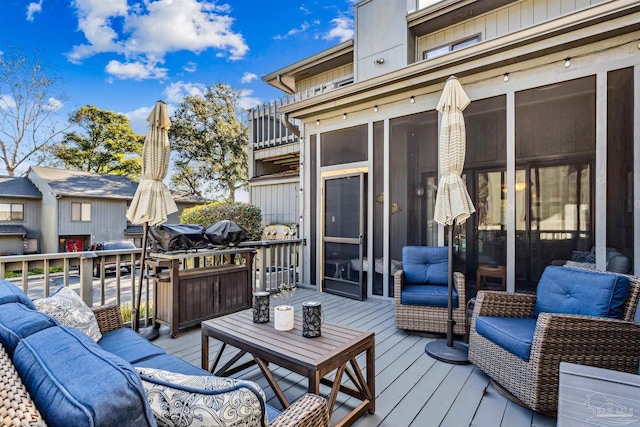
534, 266, 630, 319
0, 280, 36, 309
13, 326, 156, 427
402, 246, 449, 285
0, 302, 58, 355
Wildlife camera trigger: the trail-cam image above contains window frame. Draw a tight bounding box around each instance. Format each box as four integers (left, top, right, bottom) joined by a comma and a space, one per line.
423, 34, 481, 61
71, 202, 92, 222
0, 203, 24, 221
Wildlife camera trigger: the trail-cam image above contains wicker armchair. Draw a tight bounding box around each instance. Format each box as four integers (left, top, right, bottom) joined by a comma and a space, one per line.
468, 267, 640, 415
394, 246, 467, 335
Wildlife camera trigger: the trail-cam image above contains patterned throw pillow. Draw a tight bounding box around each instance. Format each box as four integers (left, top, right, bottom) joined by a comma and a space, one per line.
34, 287, 102, 342
136, 367, 267, 427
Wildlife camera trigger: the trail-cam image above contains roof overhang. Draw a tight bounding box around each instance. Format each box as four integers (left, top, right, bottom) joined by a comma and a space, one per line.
279, 0, 640, 120
0, 225, 27, 237
263, 40, 354, 94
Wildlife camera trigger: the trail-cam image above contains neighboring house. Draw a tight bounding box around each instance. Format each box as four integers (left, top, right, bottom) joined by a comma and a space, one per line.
0, 177, 42, 255
27, 167, 205, 253
252, 0, 638, 300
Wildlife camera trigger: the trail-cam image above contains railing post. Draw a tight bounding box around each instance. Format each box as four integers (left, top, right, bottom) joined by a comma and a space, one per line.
79, 252, 97, 306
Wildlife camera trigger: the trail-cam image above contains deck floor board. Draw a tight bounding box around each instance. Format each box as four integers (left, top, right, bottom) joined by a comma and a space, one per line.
153, 287, 557, 427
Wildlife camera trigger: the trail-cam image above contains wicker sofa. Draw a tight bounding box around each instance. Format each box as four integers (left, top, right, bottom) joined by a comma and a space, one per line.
469, 266, 640, 415
394, 246, 467, 335
0, 280, 328, 427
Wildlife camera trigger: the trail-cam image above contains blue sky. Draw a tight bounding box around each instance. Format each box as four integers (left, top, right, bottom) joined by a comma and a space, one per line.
0, 0, 355, 136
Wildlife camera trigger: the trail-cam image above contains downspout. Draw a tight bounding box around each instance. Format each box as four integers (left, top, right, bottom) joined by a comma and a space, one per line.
277, 74, 300, 137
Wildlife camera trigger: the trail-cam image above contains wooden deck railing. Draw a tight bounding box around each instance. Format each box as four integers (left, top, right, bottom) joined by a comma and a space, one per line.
0, 238, 303, 315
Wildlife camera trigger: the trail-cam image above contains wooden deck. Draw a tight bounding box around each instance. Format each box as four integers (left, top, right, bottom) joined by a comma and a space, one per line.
153, 287, 557, 427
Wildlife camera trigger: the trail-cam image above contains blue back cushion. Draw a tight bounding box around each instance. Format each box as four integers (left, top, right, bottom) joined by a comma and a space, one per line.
534, 266, 630, 319
402, 246, 449, 285
0, 280, 35, 309
13, 326, 156, 427
0, 302, 58, 355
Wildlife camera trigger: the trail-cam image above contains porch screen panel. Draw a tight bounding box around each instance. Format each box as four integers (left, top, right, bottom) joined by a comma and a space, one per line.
321, 125, 367, 166
373, 121, 384, 296
389, 111, 438, 295
515, 76, 596, 292
461, 95, 507, 287
607, 67, 633, 274
310, 134, 317, 286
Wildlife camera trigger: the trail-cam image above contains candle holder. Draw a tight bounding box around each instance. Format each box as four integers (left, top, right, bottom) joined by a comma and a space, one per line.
302, 301, 322, 338
252, 291, 270, 323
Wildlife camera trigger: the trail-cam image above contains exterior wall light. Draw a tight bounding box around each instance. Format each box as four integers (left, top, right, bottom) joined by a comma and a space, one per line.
343, 113, 347, 120
503, 73, 509, 82
373, 105, 378, 112
373, 58, 385, 65
316, 119, 320, 126
410, 96, 415, 104
564, 58, 571, 68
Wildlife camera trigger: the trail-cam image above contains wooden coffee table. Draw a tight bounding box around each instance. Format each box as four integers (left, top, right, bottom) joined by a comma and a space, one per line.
201, 309, 375, 427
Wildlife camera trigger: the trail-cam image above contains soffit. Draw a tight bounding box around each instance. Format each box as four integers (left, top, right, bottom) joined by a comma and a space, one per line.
408, 0, 519, 36
279, 0, 640, 120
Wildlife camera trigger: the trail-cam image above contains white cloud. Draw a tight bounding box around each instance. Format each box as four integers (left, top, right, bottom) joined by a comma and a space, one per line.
237, 89, 262, 111
45, 97, 63, 111
0, 95, 16, 110
183, 61, 197, 73
105, 60, 168, 80
274, 22, 310, 40
26, 0, 43, 21
164, 81, 206, 104
323, 16, 354, 42
67, 0, 248, 80
240, 72, 257, 84
124, 106, 151, 134
300, 5, 311, 14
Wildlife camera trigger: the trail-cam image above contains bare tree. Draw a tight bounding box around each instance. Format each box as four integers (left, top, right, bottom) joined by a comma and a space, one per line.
0, 46, 68, 176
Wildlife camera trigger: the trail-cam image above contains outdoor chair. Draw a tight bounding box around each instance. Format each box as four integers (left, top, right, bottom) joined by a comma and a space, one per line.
468, 265, 640, 415
394, 246, 467, 335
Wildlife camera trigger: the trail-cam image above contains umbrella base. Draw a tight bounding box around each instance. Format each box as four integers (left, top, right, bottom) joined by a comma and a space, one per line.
425, 340, 470, 365
138, 327, 160, 342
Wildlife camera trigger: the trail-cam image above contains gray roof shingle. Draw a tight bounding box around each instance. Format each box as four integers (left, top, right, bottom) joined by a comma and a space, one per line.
0, 176, 42, 199
31, 166, 138, 199
30, 166, 206, 204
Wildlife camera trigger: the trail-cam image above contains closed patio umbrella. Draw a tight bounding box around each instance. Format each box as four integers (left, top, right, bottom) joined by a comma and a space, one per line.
126, 100, 178, 333
426, 76, 476, 364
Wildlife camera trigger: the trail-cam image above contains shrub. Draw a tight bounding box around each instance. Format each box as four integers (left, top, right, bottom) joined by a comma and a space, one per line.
180, 201, 264, 241
121, 302, 153, 323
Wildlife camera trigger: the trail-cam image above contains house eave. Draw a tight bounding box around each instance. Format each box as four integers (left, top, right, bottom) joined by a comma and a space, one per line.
279, 0, 640, 119
262, 40, 354, 89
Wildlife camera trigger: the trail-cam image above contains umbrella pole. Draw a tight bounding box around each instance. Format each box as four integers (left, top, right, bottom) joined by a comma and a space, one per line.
425, 223, 470, 364
133, 222, 148, 332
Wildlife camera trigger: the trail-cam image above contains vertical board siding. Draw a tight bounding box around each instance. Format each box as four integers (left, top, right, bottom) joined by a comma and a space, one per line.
250, 181, 299, 226
417, 0, 604, 55
58, 197, 127, 242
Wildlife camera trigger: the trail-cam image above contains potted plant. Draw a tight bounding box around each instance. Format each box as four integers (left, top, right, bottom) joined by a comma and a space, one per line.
273, 283, 296, 331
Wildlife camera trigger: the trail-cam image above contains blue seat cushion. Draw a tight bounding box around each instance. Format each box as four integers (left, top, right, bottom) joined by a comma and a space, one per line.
402, 246, 448, 285
534, 266, 630, 319
0, 280, 36, 309
135, 353, 281, 423
476, 316, 537, 361
13, 326, 156, 427
99, 328, 166, 364
401, 284, 458, 308
0, 302, 58, 355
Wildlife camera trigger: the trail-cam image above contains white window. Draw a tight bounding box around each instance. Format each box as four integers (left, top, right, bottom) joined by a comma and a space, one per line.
71, 202, 91, 222
424, 35, 480, 60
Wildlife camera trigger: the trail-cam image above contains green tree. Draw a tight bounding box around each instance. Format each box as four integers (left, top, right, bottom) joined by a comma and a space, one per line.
0, 46, 69, 176
169, 84, 248, 200
52, 105, 143, 179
